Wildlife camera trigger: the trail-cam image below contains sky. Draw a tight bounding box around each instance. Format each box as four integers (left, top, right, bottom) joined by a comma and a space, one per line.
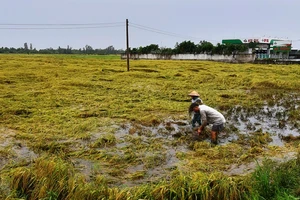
1, 0, 300, 50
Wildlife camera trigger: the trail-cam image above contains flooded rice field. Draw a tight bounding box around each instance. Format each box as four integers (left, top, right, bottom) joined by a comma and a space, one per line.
226, 104, 300, 146
1, 97, 299, 187
72, 100, 299, 186
113, 100, 300, 147
0, 128, 38, 169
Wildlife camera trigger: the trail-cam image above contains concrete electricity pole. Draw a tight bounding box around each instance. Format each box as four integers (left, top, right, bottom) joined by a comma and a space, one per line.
126, 19, 130, 71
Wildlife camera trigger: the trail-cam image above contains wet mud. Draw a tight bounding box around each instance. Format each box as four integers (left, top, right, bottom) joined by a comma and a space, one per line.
0, 128, 38, 170
1, 99, 299, 187
226, 103, 300, 146
72, 99, 300, 186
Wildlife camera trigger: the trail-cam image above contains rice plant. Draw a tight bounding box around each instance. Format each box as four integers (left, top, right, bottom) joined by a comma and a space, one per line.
1, 54, 300, 199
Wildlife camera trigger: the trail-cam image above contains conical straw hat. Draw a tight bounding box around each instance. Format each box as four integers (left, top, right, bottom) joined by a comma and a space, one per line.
188, 90, 200, 96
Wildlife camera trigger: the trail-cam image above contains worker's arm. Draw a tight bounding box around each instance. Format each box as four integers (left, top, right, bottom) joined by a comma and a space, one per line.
197, 120, 207, 135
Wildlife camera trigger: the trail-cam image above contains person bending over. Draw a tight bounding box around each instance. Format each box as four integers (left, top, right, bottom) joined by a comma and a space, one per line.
189, 102, 225, 144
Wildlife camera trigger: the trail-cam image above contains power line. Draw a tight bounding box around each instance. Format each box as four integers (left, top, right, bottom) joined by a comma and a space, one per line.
0, 20, 220, 44
0, 22, 123, 26
130, 24, 191, 39
131, 23, 198, 39
0, 22, 124, 30
0, 25, 124, 30
130, 22, 219, 43
0, 20, 217, 43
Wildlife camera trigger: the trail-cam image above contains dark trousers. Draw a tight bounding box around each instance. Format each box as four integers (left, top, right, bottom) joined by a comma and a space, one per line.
192, 112, 201, 127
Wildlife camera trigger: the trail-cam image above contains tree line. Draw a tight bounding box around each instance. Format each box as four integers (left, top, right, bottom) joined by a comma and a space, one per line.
129, 40, 250, 55
0, 43, 125, 55
1, 40, 253, 55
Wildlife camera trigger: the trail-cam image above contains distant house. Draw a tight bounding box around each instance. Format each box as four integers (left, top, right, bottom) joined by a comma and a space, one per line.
222, 38, 292, 59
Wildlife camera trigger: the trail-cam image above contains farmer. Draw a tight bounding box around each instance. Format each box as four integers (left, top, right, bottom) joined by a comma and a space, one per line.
188, 91, 203, 128
189, 102, 226, 144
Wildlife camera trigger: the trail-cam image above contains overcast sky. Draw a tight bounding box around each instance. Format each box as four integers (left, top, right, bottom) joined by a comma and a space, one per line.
1, 0, 300, 50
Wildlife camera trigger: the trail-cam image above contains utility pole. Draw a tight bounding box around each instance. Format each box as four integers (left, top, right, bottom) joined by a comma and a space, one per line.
126, 19, 130, 71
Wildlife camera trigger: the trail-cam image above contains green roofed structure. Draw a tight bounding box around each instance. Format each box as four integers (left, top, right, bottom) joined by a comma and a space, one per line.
222, 38, 292, 59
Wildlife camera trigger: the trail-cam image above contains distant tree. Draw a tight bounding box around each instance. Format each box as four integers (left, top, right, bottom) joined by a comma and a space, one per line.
106, 45, 114, 51
66, 45, 72, 54
174, 40, 196, 54
58, 46, 63, 54
133, 44, 159, 54
161, 47, 174, 55
24, 43, 28, 51
130, 48, 138, 54
198, 40, 214, 54
236, 44, 248, 53
248, 42, 257, 49
174, 42, 179, 50
223, 44, 236, 55
213, 43, 226, 54
147, 44, 160, 53
85, 45, 93, 54
105, 45, 115, 54
0, 43, 124, 55
32, 48, 38, 54
141, 44, 159, 54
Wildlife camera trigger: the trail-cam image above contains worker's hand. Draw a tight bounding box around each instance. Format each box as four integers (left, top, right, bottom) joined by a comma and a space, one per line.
197, 128, 202, 135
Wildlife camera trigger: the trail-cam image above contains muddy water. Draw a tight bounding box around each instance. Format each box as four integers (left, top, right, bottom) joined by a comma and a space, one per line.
119, 101, 300, 147
1, 102, 299, 187
0, 128, 38, 170
70, 121, 191, 186
103, 102, 299, 185
102, 105, 299, 185
226, 104, 300, 146
102, 103, 299, 185
112, 121, 190, 186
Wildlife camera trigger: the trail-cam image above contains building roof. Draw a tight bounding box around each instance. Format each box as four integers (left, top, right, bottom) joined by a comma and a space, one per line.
222, 38, 292, 45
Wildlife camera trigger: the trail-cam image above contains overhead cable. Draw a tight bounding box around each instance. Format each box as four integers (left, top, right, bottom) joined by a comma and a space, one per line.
0, 22, 123, 26
130, 22, 219, 43
0, 20, 220, 43
0, 25, 124, 30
